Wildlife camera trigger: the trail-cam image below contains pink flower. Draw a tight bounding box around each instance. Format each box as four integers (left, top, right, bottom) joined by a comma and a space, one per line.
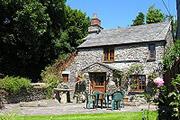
153, 77, 164, 87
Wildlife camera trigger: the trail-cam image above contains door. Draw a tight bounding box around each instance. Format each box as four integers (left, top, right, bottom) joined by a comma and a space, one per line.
89, 72, 106, 93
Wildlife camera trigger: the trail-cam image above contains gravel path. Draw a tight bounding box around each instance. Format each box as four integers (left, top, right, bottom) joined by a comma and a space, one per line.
0, 99, 157, 115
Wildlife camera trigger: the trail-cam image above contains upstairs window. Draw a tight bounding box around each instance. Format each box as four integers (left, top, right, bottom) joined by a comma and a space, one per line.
103, 48, 114, 62
148, 44, 156, 60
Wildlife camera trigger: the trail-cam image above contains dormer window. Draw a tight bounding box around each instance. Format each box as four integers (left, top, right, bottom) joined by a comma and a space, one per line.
148, 44, 156, 61
103, 48, 114, 62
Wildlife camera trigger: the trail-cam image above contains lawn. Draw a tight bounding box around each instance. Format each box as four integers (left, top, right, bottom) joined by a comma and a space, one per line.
0, 111, 157, 120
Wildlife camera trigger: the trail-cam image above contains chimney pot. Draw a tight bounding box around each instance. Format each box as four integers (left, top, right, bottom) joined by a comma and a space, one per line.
88, 13, 103, 34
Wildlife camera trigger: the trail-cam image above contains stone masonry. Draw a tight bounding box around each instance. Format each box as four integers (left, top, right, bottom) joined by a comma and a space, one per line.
64, 41, 166, 90
62, 21, 173, 97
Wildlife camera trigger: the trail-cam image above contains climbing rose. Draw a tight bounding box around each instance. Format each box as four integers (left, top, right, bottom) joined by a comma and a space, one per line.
153, 77, 164, 87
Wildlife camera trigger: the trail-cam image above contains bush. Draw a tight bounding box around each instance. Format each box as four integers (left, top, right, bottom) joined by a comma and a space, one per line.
163, 40, 180, 69
41, 69, 60, 98
158, 74, 180, 120
0, 76, 31, 95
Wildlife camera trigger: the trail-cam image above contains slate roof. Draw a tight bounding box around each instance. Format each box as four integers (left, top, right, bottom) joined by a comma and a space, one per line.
78, 22, 171, 48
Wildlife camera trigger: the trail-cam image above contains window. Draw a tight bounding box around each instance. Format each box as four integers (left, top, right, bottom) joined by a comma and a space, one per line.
130, 75, 146, 91
148, 44, 156, 60
103, 48, 114, 62
62, 74, 69, 83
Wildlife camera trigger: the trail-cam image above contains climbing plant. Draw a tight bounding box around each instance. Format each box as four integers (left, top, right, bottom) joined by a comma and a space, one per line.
163, 40, 180, 70
116, 64, 144, 91
113, 70, 123, 87
158, 41, 180, 120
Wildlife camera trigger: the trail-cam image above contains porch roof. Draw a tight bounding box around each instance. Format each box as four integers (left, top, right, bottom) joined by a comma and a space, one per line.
81, 62, 122, 73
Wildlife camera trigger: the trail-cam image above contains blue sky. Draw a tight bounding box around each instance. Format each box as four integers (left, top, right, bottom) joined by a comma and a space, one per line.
67, 0, 176, 29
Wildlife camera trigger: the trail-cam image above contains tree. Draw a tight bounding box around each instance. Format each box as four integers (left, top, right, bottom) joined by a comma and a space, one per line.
132, 12, 145, 26
146, 6, 165, 24
64, 6, 89, 52
0, 0, 89, 81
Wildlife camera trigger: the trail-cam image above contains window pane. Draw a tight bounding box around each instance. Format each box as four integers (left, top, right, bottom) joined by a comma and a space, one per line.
104, 49, 108, 61
130, 75, 146, 91
103, 48, 114, 62
110, 49, 114, 61
148, 44, 156, 59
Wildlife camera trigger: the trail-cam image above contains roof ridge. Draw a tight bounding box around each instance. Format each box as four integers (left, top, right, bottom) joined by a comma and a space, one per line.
78, 21, 171, 48
101, 21, 170, 32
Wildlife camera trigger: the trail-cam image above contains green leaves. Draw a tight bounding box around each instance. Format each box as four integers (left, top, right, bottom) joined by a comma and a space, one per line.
0, 0, 89, 80
0, 76, 31, 95
158, 74, 180, 119
132, 12, 145, 26
146, 5, 164, 24
132, 5, 165, 26
163, 40, 180, 69
14, 1, 50, 37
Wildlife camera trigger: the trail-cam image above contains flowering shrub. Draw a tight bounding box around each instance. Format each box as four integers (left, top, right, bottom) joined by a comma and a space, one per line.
143, 75, 164, 120
153, 77, 164, 88
158, 74, 180, 120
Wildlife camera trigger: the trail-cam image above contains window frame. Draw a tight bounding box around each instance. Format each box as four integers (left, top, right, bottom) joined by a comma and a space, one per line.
130, 75, 146, 92
148, 44, 156, 61
103, 48, 114, 62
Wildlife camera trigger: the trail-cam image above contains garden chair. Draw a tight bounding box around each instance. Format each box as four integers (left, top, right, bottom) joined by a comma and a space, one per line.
104, 92, 111, 108
111, 91, 124, 110
92, 91, 105, 109
85, 93, 95, 109
92, 91, 100, 108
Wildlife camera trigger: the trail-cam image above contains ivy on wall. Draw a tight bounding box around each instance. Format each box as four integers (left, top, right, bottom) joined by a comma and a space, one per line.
113, 64, 144, 91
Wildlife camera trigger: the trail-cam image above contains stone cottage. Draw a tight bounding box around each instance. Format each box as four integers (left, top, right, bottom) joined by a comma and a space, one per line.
62, 15, 173, 95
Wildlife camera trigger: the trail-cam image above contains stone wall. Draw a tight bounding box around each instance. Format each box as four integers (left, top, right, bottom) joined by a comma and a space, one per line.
62, 41, 170, 97
65, 41, 166, 84
81, 63, 114, 93
2, 88, 46, 104
65, 48, 103, 87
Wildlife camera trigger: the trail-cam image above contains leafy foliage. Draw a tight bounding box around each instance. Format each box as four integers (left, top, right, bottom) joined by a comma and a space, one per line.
0, 76, 31, 95
132, 5, 165, 26
163, 40, 180, 69
145, 72, 159, 100
42, 73, 59, 98
158, 74, 180, 120
118, 64, 144, 91
132, 12, 145, 26
0, 113, 17, 120
146, 5, 165, 24
0, 0, 89, 81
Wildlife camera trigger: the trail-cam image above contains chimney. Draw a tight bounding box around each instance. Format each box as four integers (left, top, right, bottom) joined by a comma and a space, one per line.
88, 13, 103, 34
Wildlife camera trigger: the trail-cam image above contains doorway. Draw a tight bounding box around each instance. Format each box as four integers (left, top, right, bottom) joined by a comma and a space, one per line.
89, 72, 106, 93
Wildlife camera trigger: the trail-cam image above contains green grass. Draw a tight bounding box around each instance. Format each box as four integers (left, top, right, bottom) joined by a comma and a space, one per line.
0, 111, 157, 120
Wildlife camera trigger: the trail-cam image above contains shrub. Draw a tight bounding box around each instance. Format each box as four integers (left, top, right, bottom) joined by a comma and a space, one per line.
0, 76, 31, 95
158, 74, 180, 120
41, 68, 60, 98
163, 40, 180, 69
